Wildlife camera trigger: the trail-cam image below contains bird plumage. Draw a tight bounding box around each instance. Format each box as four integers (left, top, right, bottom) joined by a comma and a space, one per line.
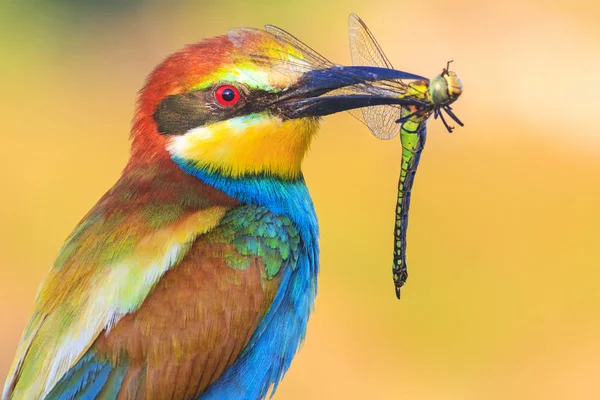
5, 29, 319, 400
4, 25, 419, 400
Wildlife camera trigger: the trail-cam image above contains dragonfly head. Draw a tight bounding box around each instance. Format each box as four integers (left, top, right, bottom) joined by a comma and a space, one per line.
429, 60, 463, 106
424, 61, 464, 132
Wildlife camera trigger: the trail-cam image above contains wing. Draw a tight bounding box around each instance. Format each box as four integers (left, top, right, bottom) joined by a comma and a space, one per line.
3, 166, 244, 400
347, 13, 412, 140
3, 203, 229, 400
225, 24, 333, 86
4, 196, 300, 399
53, 205, 299, 400
264, 24, 334, 70
348, 13, 394, 69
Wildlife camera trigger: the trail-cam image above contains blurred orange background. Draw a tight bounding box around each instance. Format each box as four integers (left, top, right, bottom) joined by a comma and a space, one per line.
1, 0, 599, 399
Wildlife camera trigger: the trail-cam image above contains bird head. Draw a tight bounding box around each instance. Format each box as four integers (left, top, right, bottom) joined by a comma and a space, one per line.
131, 27, 424, 180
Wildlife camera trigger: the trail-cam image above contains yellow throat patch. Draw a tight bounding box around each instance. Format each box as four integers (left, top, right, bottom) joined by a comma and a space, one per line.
167, 114, 319, 179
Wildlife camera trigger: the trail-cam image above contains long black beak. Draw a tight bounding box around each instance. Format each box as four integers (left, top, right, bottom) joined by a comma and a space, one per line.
275, 66, 427, 119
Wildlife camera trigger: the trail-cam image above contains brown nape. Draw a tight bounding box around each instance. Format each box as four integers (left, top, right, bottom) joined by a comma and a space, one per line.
99, 152, 240, 216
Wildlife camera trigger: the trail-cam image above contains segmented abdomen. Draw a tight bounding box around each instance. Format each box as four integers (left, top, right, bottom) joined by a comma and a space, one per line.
392, 115, 427, 299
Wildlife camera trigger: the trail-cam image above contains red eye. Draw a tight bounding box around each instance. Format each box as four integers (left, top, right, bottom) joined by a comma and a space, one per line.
215, 85, 240, 106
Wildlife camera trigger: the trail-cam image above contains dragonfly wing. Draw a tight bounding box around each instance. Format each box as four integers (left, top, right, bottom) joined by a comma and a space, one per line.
348, 13, 394, 69
264, 24, 334, 69
348, 104, 402, 140
347, 14, 408, 139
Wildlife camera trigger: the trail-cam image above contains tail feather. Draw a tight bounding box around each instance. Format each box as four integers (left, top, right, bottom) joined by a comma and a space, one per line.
45, 352, 128, 400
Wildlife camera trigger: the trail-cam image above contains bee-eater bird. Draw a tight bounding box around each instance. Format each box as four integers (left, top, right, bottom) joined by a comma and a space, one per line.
3, 26, 424, 400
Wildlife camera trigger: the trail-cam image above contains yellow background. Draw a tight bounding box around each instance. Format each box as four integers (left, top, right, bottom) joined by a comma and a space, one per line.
1, 0, 599, 398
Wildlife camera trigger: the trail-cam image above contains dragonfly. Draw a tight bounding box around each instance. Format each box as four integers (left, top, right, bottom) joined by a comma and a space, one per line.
348, 13, 464, 298
253, 20, 461, 298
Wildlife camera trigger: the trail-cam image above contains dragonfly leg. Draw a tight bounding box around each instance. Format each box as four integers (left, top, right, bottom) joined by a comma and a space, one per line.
437, 109, 454, 133
443, 106, 464, 126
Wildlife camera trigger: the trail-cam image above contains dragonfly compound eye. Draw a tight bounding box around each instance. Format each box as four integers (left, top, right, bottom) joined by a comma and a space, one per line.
429, 75, 449, 105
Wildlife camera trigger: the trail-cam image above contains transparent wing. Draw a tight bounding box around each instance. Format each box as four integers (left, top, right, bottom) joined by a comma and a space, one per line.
264, 24, 334, 69
228, 26, 319, 80
348, 13, 394, 69
350, 104, 403, 139
348, 14, 414, 139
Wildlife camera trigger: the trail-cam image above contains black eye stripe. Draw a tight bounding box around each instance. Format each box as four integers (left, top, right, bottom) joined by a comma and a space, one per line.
153, 86, 281, 135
